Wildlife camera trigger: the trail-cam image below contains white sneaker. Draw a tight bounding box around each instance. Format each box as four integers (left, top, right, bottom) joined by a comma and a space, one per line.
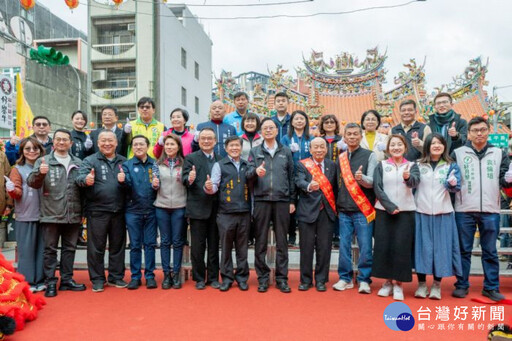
378, 281, 393, 297
358, 282, 371, 294
393, 284, 404, 301
414, 282, 429, 298
333, 280, 354, 291
429, 282, 442, 300
29, 285, 37, 293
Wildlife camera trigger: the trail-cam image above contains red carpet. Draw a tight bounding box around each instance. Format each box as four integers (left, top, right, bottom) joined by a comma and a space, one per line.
9, 271, 512, 341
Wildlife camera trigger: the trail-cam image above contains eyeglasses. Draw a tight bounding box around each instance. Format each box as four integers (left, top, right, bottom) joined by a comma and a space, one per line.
139, 105, 152, 110
34, 122, 49, 127
324, 120, 336, 124
199, 137, 215, 141
261, 126, 276, 131
23, 147, 40, 152
435, 100, 451, 105
469, 127, 489, 134
54, 138, 70, 142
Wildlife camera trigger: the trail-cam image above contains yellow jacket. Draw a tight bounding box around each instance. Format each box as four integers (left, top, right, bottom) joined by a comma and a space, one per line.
127, 117, 165, 159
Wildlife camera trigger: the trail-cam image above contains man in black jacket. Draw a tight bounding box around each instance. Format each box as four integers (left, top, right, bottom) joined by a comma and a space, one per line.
205, 136, 251, 291
247, 117, 295, 293
428, 92, 468, 154
392, 100, 431, 161
182, 128, 221, 290
76, 130, 127, 293
295, 137, 337, 292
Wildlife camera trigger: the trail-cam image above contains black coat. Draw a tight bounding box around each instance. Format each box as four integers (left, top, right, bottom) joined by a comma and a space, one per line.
75, 152, 127, 213
182, 150, 221, 219
295, 158, 338, 223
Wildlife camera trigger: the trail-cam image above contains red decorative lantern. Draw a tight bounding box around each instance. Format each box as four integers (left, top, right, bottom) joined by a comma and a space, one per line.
489, 109, 495, 116
20, 0, 36, 10
112, 0, 124, 6
64, 0, 79, 10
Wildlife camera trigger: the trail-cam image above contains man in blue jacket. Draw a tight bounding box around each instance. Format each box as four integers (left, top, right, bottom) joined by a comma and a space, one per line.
193, 100, 236, 157
271, 92, 291, 142
120, 135, 158, 290
223, 91, 250, 136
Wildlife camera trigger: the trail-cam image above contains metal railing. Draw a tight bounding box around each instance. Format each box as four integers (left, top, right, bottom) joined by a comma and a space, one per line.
92, 43, 135, 56
92, 87, 135, 99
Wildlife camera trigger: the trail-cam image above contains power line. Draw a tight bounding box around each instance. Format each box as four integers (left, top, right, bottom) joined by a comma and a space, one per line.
83, 0, 420, 21
131, 0, 314, 6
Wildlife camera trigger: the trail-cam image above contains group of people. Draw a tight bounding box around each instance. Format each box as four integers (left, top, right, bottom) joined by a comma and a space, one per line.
3, 91, 510, 302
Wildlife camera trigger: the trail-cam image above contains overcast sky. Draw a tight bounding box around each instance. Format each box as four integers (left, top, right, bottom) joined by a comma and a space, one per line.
40, 0, 512, 102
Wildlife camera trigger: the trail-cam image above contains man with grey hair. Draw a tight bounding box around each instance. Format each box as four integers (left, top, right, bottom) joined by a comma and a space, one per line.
333, 123, 377, 294
295, 137, 337, 291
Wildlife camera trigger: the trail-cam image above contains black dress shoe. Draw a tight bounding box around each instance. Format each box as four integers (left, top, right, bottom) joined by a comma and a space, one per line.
172, 273, 182, 289
276, 281, 291, 293
220, 282, 232, 292
195, 281, 206, 290
59, 280, 86, 291
257, 282, 269, 293
298, 283, 313, 291
45, 283, 57, 297
162, 273, 172, 290
316, 283, 327, 292
238, 282, 249, 291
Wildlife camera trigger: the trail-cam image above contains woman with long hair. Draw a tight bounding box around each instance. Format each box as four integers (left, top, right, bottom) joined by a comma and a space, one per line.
153, 134, 187, 289
281, 110, 313, 166
6, 137, 46, 292
372, 134, 420, 300
413, 133, 462, 300
360, 110, 388, 161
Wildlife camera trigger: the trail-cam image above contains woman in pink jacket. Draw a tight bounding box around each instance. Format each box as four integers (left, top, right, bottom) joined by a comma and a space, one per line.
153, 108, 194, 158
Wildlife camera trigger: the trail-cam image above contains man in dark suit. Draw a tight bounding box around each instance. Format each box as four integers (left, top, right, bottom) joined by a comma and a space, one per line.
182, 127, 221, 290
295, 137, 337, 292
90, 106, 128, 157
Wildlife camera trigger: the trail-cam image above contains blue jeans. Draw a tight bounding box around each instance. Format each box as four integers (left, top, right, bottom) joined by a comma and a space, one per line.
455, 212, 500, 290
125, 211, 157, 280
338, 212, 374, 283
156, 207, 186, 274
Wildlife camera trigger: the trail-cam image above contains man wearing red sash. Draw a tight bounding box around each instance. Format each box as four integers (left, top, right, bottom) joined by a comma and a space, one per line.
295, 138, 338, 291
333, 123, 378, 294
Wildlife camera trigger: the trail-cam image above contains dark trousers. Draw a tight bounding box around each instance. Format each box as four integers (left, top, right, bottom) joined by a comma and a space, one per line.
298, 210, 333, 285
190, 213, 219, 283
217, 212, 250, 284
253, 201, 290, 283
41, 223, 80, 284
87, 211, 126, 284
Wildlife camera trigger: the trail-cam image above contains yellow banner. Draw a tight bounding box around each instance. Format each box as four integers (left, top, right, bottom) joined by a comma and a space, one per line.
15, 73, 34, 138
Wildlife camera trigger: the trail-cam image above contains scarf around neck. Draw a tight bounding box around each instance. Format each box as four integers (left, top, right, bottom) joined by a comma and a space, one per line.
432, 110, 455, 133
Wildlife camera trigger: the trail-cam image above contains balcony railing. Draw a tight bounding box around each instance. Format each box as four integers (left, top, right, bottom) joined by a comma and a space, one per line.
92, 87, 135, 99
92, 43, 135, 56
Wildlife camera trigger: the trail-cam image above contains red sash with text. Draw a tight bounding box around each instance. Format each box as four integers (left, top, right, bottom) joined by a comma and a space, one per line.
300, 158, 336, 214
339, 152, 376, 223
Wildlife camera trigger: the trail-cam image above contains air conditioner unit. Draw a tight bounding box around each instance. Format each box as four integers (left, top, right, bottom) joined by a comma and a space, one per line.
129, 112, 137, 120
127, 24, 136, 32
92, 70, 107, 83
